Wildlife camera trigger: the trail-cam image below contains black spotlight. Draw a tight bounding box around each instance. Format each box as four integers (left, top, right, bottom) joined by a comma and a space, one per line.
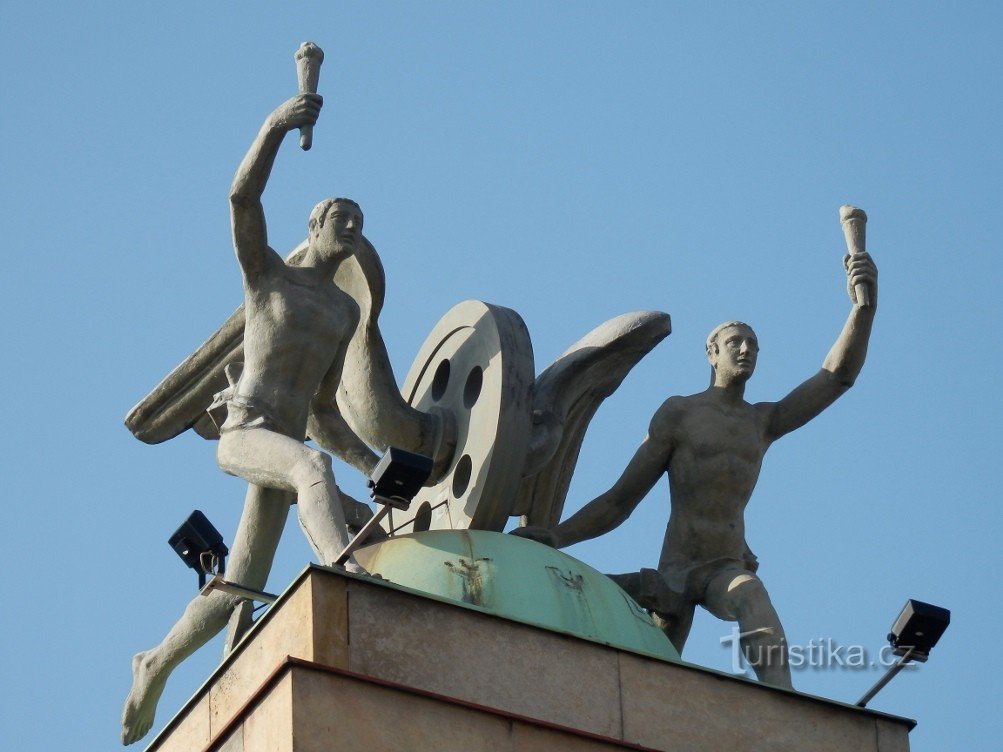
168, 510, 229, 588
333, 447, 434, 566
857, 598, 950, 707
367, 447, 434, 509
888, 599, 951, 661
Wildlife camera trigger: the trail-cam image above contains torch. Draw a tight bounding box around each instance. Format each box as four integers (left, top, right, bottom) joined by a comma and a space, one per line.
295, 42, 324, 150
839, 205, 871, 307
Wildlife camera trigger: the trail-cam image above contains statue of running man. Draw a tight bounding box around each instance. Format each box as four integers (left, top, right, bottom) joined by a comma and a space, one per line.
122, 91, 381, 744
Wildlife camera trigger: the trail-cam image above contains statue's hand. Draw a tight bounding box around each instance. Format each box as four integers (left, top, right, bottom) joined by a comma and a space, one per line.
510, 525, 561, 548
268, 93, 323, 134
844, 251, 878, 307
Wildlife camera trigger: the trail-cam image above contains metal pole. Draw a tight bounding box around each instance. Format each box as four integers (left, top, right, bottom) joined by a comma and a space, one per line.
199, 574, 278, 604
856, 647, 916, 707
335, 504, 393, 566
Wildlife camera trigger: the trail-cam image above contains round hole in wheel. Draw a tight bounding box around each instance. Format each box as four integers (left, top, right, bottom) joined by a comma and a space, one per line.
412, 501, 433, 532
463, 366, 483, 408
430, 359, 450, 401
452, 454, 473, 498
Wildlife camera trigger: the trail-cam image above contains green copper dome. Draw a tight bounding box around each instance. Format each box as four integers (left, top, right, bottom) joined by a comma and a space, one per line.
355, 529, 680, 662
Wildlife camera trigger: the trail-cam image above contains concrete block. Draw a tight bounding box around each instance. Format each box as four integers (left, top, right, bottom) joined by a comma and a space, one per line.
153, 692, 210, 752
618, 651, 881, 751
208, 574, 347, 733
345, 579, 623, 738
242, 672, 294, 752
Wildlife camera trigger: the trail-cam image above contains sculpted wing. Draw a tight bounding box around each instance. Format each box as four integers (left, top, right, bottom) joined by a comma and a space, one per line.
124, 242, 306, 444
124, 305, 246, 444
514, 311, 671, 528
330, 236, 440, 460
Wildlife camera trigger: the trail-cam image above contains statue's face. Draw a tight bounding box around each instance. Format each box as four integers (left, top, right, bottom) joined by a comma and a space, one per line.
318, 202, 363, 258
710, 325, 759, 383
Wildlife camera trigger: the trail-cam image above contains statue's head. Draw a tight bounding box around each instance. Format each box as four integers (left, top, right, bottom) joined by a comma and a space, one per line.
308, 198, 364, 260
706, 321, 758, 385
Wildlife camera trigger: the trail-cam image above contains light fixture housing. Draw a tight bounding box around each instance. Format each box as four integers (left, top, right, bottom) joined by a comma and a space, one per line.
168, 510, 229, 588
368, 447, 434, 509
887, 599, 951, 661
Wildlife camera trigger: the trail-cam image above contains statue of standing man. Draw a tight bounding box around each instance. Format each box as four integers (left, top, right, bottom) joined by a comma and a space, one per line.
515, 243, 878, 688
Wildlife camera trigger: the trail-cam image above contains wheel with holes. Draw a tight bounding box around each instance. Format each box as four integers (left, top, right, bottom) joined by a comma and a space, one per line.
381, 300, 535, 534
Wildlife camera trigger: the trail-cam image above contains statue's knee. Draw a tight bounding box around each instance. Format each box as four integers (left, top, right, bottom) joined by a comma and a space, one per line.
292, 450, 334, 486
732, 578, 778, 622
215, 434, 236, 472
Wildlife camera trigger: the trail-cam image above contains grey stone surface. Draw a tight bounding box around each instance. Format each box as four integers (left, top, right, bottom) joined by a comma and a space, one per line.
515, 220, 878, 689
241, 672, 294, 752
618, 651, 885, 751
151, 693, 210, 752
121, 46, 382, 742
119, 47, 671, 745
288, 666, 631, 752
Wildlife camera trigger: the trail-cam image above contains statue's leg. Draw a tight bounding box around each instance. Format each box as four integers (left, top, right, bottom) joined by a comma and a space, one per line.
222, 485, 294, 655
703, 568, 793, 688
652, 607, 695, 654
121, 484, 293, 745
122, 580, 243, 744
609, 568, 694, 654
217, 428, 360, 569
337, 484, 386, 540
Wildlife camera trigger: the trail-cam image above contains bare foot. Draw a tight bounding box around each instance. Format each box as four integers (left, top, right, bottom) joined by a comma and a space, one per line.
121, 651, 167, 745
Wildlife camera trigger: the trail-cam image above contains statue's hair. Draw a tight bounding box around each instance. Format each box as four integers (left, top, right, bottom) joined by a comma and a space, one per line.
308, 197, 363, 234
706, 321, 754, 354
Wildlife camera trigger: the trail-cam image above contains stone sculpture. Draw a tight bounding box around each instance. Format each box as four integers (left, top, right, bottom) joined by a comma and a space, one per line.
120, 45, 671, 745
121, 84, 389, 742
514, 228, 878, 689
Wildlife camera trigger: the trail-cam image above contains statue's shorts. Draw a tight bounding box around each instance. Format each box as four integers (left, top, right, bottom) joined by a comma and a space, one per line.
608, 553, 760, 622
209, 386, 298, 439
218, 396, 283, 434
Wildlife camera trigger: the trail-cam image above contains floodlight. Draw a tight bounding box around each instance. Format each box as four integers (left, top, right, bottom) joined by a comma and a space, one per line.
887, 599, 950, 661
335, 446, 434, 565
168, 510, 229, 588
856, 599, 950, 707
170, 510, 277, 604
368, 447, 435, 509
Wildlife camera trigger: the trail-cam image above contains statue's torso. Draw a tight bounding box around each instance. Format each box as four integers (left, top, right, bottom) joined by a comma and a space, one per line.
660, 394, 772, 567
237, 265, 359, 434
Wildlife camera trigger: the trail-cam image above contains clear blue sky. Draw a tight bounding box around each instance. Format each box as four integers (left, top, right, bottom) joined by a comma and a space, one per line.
2, 3, 999, 750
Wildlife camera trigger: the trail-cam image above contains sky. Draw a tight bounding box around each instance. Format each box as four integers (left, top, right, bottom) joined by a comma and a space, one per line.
1, 3, 1000, 750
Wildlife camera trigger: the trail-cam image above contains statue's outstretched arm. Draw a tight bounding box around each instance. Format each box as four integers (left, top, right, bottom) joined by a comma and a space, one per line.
229, 94, 321, 278
308, 332, 381, 476
513, 400, 675, 548
767, 252, 878, 440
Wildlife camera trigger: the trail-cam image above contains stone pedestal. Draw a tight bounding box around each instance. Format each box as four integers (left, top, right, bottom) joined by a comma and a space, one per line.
146, 565, 913, 752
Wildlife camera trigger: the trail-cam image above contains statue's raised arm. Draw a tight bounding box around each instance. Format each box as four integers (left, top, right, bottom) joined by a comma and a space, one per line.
765, 246, 877, 441
229, 94, 322, 279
